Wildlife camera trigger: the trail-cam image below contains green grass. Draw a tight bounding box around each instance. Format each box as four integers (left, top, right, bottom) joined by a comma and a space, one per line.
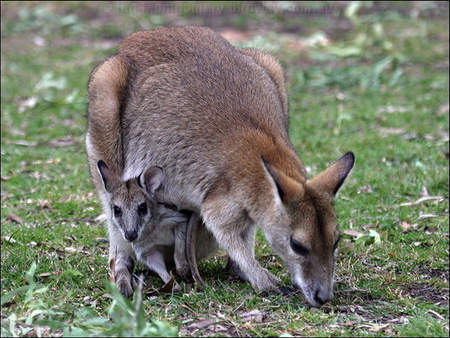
1, 1, 448, 337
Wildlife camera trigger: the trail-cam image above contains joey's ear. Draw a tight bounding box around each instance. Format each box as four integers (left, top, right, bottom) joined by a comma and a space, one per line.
97, 160, 120, 193
139, 166, 164, 195
262, 158, 304, 203
308, 152, 355, 197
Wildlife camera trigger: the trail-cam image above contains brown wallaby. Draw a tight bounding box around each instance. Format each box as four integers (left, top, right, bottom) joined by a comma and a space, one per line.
87, 26, 354, 307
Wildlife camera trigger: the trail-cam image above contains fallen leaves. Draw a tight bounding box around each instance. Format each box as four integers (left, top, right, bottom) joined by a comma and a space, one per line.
398, 186, 445, 207
241, 309, 267, 323
398, 195, 445, 207
342, 229, 381, 247
7, 213, 24, 224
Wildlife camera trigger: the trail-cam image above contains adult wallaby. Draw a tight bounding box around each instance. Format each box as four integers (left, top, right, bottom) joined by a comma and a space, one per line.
87, 26, 354, 307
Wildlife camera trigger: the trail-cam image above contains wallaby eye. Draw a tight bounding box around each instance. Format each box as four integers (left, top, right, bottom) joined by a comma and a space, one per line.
290, 237, 309, 256
113, 205, 122, 217
137, 203, 147, 215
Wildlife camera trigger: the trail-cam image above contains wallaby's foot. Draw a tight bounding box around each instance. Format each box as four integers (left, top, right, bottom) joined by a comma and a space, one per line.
226, 258, 280, 293
250, 268, 281, 293
225, 258, 249, 282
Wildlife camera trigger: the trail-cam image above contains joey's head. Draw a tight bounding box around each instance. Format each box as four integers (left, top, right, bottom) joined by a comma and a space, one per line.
97, 160, 164, 242
263, 152, 354, 307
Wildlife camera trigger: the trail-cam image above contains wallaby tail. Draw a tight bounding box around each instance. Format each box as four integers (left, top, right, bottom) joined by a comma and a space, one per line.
186, 212, 206, 287
87, 55, 131, 175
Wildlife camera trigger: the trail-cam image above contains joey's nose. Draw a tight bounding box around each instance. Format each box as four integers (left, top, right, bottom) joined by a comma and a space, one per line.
314, 288, 333, 306
124, 230, 138, 242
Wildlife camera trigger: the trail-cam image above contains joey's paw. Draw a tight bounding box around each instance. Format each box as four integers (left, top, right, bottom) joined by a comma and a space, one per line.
115, 271, 137, 298
116, 278, 135, 298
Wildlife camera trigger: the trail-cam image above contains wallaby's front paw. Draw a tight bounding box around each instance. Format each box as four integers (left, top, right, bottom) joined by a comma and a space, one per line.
251, 268, 281, 293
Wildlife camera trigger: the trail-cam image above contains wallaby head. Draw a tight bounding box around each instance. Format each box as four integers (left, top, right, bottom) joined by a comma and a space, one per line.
262, 151, 354, 307
96, 160, 164, 242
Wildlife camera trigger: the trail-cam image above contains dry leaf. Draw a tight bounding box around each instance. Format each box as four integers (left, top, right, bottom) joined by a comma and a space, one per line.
1, 236, 17, 244
158, 274, 177, 293
400, 222, 418, 232
376, 127, 406, 134
10, 140, 38, 147
359, 323, 389, 332
342, 230, 363, 237
187, 318, 217, 329
46, 138, 76, 147
7, 213, 23, 224
418, 214, 439, 220
109, 258, 116, 281
398, 196, 444, 206
64, 246, 91, 255
241, 309, 267, 323
37, 271, 62, 277
357, 185, 373, 194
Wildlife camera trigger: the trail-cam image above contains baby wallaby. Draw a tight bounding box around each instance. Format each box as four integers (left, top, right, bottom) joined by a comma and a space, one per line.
92, 160, 217, 296
87, 26, 354, 307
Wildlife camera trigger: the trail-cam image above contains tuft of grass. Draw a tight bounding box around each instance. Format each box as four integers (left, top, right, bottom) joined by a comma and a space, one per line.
1, 263, 178, 337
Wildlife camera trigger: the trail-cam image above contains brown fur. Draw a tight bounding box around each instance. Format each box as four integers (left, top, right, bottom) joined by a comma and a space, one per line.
86, 26, 354, 307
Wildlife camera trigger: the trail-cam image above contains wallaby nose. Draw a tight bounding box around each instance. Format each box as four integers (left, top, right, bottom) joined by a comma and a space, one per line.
314, 288, 333, 306
124, 229, 138, 242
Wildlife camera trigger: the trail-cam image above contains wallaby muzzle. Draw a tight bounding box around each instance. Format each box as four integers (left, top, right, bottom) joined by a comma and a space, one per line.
124, 229, 138, 242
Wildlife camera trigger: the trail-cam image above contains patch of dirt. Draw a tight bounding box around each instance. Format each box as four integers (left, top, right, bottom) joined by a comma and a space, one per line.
417, 268, 449, 282
403, 282, 449, 306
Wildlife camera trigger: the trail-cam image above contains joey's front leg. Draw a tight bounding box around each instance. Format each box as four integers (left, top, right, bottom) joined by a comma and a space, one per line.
110, 249, 137, 297
109, 226, 137, 297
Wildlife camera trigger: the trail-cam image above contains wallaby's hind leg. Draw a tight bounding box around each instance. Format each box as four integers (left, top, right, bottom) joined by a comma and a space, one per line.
185, 213, 206, 287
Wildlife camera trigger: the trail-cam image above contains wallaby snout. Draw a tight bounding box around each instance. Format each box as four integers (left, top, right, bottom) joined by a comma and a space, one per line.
124, 229, 138, 242
314, 287, 333, 306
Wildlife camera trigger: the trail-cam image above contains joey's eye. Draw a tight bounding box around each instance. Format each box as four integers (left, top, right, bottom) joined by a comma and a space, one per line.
113, 205, 122, 217
290, 237, 309, 256
137, 203, 147, 215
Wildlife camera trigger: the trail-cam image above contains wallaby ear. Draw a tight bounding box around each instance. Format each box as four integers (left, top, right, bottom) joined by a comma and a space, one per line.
262, 158, 304, 204
308, 152, 355, 197
139, 166, 164, 195
97, 160, 120, 193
